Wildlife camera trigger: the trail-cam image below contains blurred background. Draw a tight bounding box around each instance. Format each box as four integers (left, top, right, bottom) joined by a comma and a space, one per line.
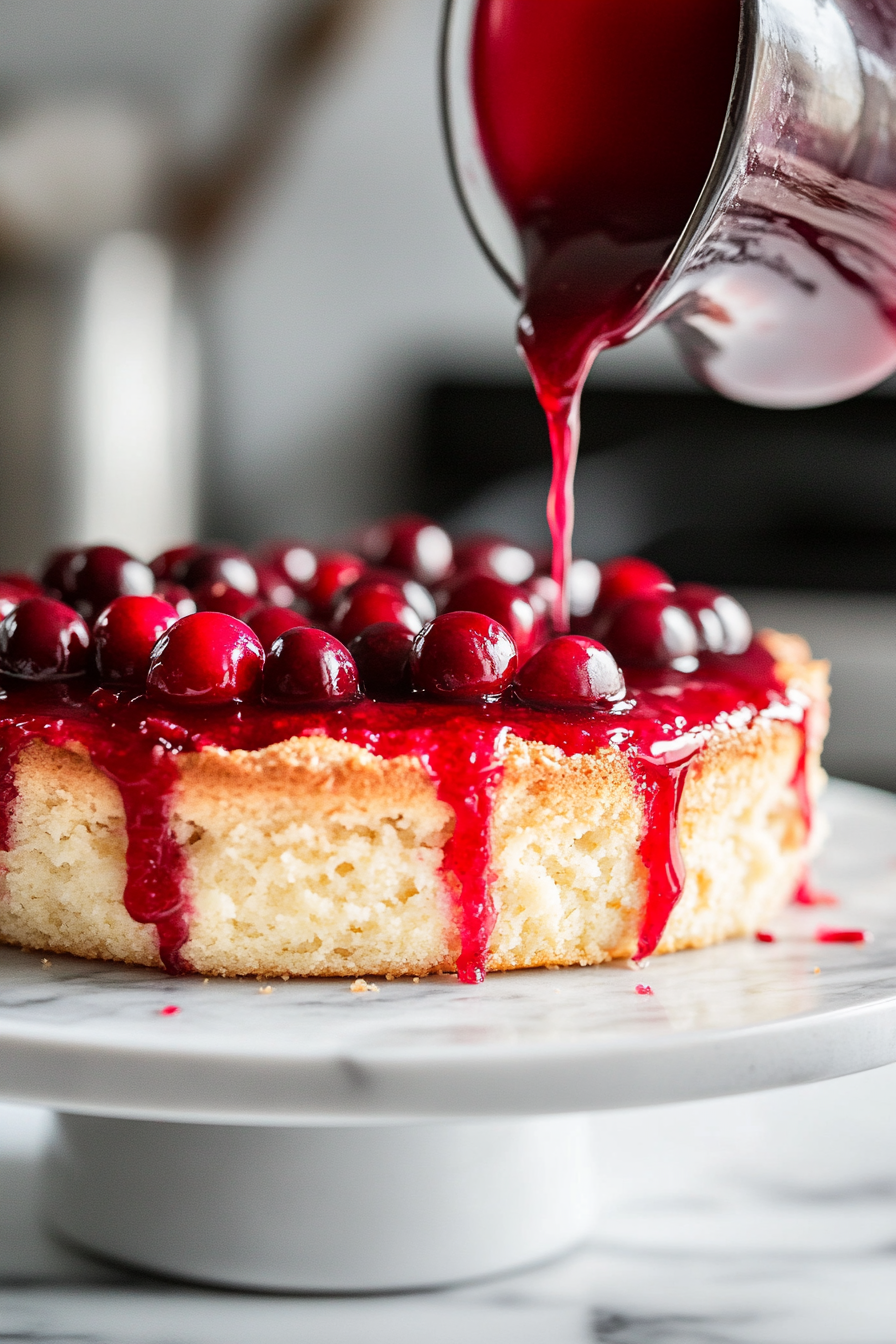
0, 0, 892, 786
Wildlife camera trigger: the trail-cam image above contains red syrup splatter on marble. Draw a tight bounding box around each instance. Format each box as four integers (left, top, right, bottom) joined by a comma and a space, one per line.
755, 931, 776, 944
471, 0, 740, 626
815, 927, 871, 945
0, 644, 805, 982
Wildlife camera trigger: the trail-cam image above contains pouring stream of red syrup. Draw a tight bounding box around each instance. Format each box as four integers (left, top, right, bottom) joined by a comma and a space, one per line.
0, 646, 804, 982
471, 0, 741, 629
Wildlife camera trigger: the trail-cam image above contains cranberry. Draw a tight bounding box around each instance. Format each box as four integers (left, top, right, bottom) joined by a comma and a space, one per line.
0, 573, 42, 598
41, 548, 84, 601
525, 573, 560, 616
341, 570, 436, 622
0, 582, 26, 619
515, 635, 626, 709
182, 547, 258, 598
444, 574, 546, 662
255, 540, 317, 588
0, 597, 91, 680
193, 581, 259, 620
410, 612, 517, 702
357, 515, 453, 585
73, 545, 155, 619
596, 557, 674, 612
299, 551, 366, 616
147, 612, 264, 706
599, 597, 700, 669
331, 581, 423, 644
93, 595, 179, 684
153, 581, 197, 617
349, 622, 415, 699
453, 534, 536, 585
254, 562, 299, 609
568, 559, 602, 620
264, 627, 359, 706
674, 583, 753, 655
248, 605, 312, 654
150, 544, 202, 583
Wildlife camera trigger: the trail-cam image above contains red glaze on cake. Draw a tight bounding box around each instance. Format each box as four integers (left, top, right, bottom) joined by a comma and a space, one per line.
0, 593, 816, 982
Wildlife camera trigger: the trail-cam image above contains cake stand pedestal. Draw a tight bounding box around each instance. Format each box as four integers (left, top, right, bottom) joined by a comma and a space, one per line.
45, 1113, 594, 1290
1, 780, 896, 1292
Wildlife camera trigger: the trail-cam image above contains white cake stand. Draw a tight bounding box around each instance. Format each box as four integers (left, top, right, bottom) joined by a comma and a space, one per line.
1, 778, 895, 1293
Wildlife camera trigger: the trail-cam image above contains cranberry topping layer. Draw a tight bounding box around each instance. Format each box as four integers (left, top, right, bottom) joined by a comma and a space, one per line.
0, 645, 807, 983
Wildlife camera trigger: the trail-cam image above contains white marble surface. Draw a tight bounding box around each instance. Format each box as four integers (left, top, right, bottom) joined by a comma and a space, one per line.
5, 1062, 896, 1341
1, 780, 896, 1121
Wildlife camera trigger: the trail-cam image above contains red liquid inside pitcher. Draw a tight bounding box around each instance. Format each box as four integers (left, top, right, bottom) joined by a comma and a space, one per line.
472, 0, 741, 624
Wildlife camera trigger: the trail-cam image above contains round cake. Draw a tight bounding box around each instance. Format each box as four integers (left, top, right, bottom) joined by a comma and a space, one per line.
0, 521, 829, 982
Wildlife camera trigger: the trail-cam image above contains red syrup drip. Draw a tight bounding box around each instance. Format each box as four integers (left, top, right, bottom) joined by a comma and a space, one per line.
632, 755, 691, 963
756, 931, 776, 943
0, 691, 190, 972
0, 646, 797, 981
420, 721, 506, 984
791, 736, 813, 841
793, 874, 838, 907
471, 0, 741, 625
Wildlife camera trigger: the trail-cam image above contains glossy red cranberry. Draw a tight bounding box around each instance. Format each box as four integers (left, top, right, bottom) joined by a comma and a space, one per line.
515, 636, 626, 709
93, 595, 179, 684
182, 547, 258, 598
341, 570, 436, 623
444, 574, 546, 661
349, 622, 415, 699
452, 534, 536, 585
524, 573, 560, 616
358, 515, 453, 585
147, 612, 264, 706
193, 581, 259, 620
255, 540, 317, 588
41, 548, 84, 601
331, 582, 423, 644
254, 562, 298, 609
150, 544, 203, 583
599, 597, 700, 668
410, 612, 517, 702
263, 627, 359, 706
248, 605, 312, 654
73, 545, 155, 619
596, 557, 674, 612
298, 551, 366, 616
0, 597, 92, 680
568, 559, 602, 620
674, 583, 753, 655
0, 582, 26, 619
153, 581, 197, 617
0, 572, 42, 598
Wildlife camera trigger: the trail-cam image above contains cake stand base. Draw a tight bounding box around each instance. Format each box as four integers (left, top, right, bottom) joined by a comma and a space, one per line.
42, 1112, 595, 1292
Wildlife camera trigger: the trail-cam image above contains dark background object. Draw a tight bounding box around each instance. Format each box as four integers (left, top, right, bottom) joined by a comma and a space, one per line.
420, 382, 896, 591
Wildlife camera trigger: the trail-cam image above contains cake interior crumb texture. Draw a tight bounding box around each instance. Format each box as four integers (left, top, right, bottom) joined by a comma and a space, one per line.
0, 653, 829, 978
